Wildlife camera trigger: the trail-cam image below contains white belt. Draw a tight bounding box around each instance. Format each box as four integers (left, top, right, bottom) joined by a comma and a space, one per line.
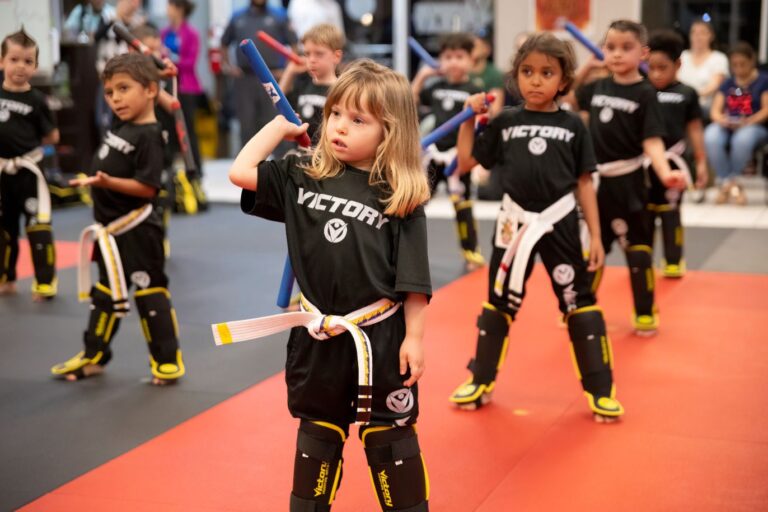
643, 139, 693, 187
212, 294, 402, 425
77, 204, 153, 316
0, 147, 51, 223
596, 154, 645, 178
494, 193, 577, 305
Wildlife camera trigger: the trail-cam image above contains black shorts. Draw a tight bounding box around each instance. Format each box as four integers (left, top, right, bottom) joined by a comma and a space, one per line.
648, 165, 685, 208
487, 210, 596, 318
428, 161, 471, 201
597, 170, 653, 251
285, 309, 418, 427
94, 222, 168, 291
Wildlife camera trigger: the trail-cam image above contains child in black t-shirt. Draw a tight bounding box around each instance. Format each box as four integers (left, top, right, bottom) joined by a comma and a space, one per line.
449, 33, 623, 422
646, 30, 708, 278
576, 20, 686, 335
52, 53, 185, 385
412, 32, 485, 271
0, 29, 60, 301
280, 23, 344, 143
227, 59, 432, 511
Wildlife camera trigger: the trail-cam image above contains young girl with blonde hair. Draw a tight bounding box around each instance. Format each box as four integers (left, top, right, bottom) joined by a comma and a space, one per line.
228, 59, 432, 511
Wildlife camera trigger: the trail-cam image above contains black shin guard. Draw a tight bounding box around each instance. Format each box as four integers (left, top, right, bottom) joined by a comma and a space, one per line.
26, 223, 57, 296
361, 426, 428, 511
291, 420, 346, 512
567, 307, 613, 398
0, 229, 10, 283
468, 304, 512, 385
659, 210, 683, 265
626, 245, 655, 316
51, 284, 120, 376
452, 197, 481, 260
134, 288, 184, 380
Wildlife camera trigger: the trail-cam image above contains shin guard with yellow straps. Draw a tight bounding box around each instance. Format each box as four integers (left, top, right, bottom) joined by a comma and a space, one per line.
626, 245, 656, 318
134, 287, 185, 381
27, 223, 57, 297
290, 420, 346, 512
452, 196, 484, 267
659, 209, 684, 277
173, 168, 199, 215
51, 283, 121, 376
450, 304, 512, 408
567, 306, 623, 419
361, 425, 429, 511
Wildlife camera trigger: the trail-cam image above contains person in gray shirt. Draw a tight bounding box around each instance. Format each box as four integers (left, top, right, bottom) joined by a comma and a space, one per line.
221, 0, 297, 148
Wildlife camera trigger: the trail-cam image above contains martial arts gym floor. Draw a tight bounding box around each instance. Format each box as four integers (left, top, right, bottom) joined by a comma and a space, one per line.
2, 165, 768, 511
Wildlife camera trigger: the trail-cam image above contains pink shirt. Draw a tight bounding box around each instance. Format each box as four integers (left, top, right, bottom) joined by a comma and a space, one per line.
161, 21, 203, 94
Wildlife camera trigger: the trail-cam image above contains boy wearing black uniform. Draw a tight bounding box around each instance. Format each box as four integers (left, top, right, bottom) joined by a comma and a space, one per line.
0, 29, 60, 300
280, 24, 344, 143
52, 53, 185, 384
413, 32, 485, 270
646, 30, 708, 278
576, 20, 686, 335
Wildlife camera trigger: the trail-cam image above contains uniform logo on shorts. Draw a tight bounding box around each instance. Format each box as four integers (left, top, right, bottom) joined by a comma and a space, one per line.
0, 109, 9, 122
552, 264, 575, 286
262, 82, 280, 104
599, 107, 614, 123
528, 136, 547, 155
611, 218, 628, 237
24, 198, 38, 214
130, 271, 151, 289
386, 388, 414, 414
324, 218, 348, 243
98, 143, 109, 160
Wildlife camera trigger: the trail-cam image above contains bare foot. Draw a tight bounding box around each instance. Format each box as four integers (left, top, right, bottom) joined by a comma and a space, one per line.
594, 414, 620, 424
63, 364, 105, 381
0, 282, 18, 296
32, 292, 52, 303
150, 376, 178, 386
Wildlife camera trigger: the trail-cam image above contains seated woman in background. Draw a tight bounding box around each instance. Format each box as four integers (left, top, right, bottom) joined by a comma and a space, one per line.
704, 42, 768, 205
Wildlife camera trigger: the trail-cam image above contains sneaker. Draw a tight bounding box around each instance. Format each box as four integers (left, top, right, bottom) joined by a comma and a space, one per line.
662, 259, 686, 278
585, 392, 624, 423
632, 310, 659, 336
449, 378, 495, 410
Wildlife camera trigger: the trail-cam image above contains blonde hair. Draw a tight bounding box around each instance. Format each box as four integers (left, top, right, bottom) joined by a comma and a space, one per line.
302, 23, 345, 51
304, 59, 430, 217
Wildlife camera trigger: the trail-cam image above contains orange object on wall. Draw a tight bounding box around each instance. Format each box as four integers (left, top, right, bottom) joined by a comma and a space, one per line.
536, 0, 591, 31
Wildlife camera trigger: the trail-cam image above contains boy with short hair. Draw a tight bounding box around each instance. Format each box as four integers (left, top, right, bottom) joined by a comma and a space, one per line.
576, 20, 686, 335
0, 29, 60, 301
279, 23, 344, 142
52, 53, 185, 384
646, 29, 708, 277
412, 32, 485, 271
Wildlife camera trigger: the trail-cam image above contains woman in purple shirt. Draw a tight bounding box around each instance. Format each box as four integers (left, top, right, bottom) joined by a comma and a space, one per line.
162, 0, 203, 171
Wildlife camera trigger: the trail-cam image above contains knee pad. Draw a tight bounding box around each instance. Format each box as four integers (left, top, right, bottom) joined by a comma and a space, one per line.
51, 283, 121, 376
26, 223, 57, 296
452, 198, 480, 257
659, 210, 683, 265
626, 245, 655, 316
468, 303, 513, 386
134, 287, 184, 380
291, 420, 346, 512
360, 425, 429, 511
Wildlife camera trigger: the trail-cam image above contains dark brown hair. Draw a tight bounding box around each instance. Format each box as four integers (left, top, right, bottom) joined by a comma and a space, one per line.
439, 32, 474, 55
1, 28, 39, 63
509, 32, 576, 98
648, 29, 685, 62
102, 53, 160, 87
169, 0, 195, 18
607, 19, 649, 45
729, 41, 756, 62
